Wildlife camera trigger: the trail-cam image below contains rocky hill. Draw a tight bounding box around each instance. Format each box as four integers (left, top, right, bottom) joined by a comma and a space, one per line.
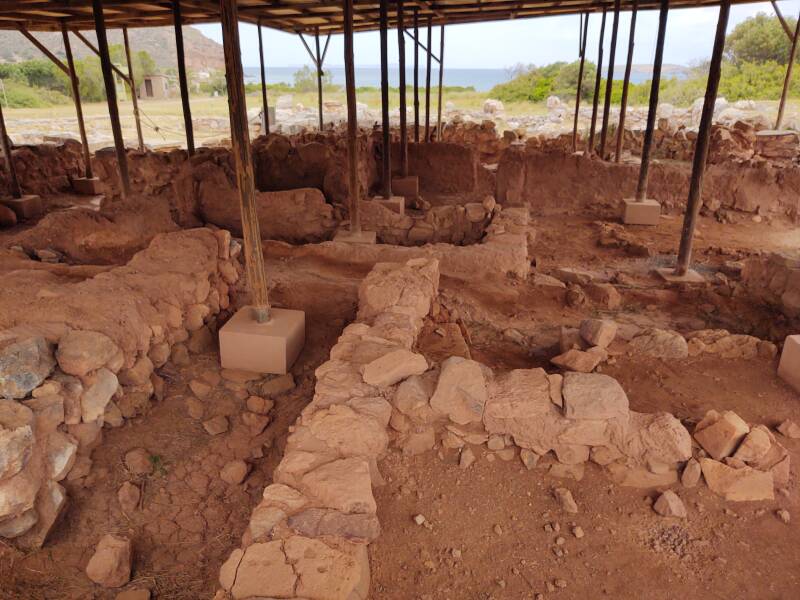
0, 25, 224, 72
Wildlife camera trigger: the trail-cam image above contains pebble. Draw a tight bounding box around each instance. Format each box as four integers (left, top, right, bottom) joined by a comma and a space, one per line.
493, 524, 503, 535
553, 487, 578, 513
413, 514, 426, 526
777, 509, 790, 524
459, 447, 476, 469
572, 525, 585, 539
555, 578, 568, 588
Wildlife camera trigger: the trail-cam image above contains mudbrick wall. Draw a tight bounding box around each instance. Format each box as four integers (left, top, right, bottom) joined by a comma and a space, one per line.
0, 228, 241, 548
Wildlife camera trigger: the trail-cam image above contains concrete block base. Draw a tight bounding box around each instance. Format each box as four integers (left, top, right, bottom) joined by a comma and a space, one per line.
778, 334, 800, 393
334, 228, 377, 245
372, 195, 405, 215
655, 267, 706, 284
623, 199, 661, 226
219, 306, 305, 375
72, 177, 102, 195
392, 175, 419, 198
1, 195, 43, 220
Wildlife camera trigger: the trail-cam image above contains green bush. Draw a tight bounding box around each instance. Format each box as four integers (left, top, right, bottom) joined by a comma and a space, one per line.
0, 79, 70, 108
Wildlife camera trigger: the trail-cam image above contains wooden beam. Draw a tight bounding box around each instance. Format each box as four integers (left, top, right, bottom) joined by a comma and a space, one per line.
771, 0, 794, 41
92, 0, 130, 198
344, 0, 361, 233
674, 0, 730, 276
219, 0, 271, 322
379, 0, 391, 197
61, 21, 93, 179
0, 96, 22, 199
173, 0, 194, 154
572, 12, 589, 153
413, 7, 420, 144
436, 24, 444, 141
599, 0, 619, 159
776, 10, 800, 129
70, 29, 131, 84
17, 25, 69, 75
615, 0, 637, 162
403, 28, 440, 63
634, 0, 667, 201
257, 18, 270, 135
122, 26, 144, 151
315, 28, 324, 130
398, 0, 408, 176
587, 6, 605, 154
424, 16, 432, 142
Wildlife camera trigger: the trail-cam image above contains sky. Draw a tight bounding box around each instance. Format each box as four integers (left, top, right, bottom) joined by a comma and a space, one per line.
194, 1, 800, 71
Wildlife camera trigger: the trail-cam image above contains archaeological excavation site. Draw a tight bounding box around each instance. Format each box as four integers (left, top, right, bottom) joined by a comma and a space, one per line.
1, 0, 800, 599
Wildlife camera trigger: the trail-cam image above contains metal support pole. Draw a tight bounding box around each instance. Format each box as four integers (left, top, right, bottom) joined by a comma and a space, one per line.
219, 0, 271, 321
398, 0, 408, 176
776, 12, 800, 130
173, 0, 195, 155
588, 8, 606, 154
674, 0, 730, 277
436, 25, 445, 141
344, 0, 360, 233
92, 0, 130, 198
635, 0, 668, 201
599, 0, 620, 159
0, 98, 21, 199
572, 13, 589, 153
615, 0, 638, 162
413, 8, 420, 144
122, 27, 144, 151
379, 0, 391, 197
257, 19, 270, 135
61, 23, 93, 179
424, 17, 432, 143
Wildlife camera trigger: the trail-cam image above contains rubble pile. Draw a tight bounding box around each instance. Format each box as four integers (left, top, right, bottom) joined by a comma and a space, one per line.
0, 228, 240, 549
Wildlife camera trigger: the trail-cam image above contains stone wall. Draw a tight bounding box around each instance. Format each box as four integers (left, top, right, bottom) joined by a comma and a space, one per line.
0, 140, 84, 197
0, 228, 240, 549
740, 253, 800, 320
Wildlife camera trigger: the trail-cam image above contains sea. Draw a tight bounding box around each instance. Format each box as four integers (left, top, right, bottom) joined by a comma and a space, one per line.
243, 65, 687, 92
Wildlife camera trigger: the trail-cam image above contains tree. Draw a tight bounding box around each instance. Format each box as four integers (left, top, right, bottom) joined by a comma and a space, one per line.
292, 65, 333, 93
726, 13, 797, 65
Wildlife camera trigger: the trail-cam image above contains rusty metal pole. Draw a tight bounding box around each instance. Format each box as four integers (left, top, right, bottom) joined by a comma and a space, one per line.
122, 27, 144, 151
257, 19, 270, 135
599, 0, 620, 159
379, 0, 391, 197
424, 17, 432, 142
0, 99, 21, 199
173, 0, 195, 155
344, 0, 360, 233
588, 7, 606, 155
413, 8, 420, 144
61, 23, 93, 179
436, 25, 445, 141
92, 0, 130, 197
615, 0, 638, 163
315, 29, 325, 131
572, 13, 590, 153
674, 0, 730, 277
398, 0, 408, 176
219, 0, 271, 321
635, 0, 668, 201
776, 12, 800, 130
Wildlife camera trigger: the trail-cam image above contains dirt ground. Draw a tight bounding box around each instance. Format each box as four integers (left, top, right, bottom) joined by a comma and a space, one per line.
1, 192, 799, 598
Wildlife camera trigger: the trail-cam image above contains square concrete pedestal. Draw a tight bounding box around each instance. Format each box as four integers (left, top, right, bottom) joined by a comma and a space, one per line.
1, 195, 42, 220
778, 335, 800, 393
623, 199, 661, 225
73, 177, 102, 195
655, 267, 705, 284
219, 306, 305, 375
372, 195, 405, 215
334, 228, 377, 244
392, 175, 419, 198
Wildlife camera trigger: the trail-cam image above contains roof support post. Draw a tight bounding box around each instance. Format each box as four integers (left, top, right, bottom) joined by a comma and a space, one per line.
615, 0, 638, 163
424, 17, 432, 143
587, 7, 606, 155
413, 8, 420, 144
219, 0, 271, 322
257, 19, 270, 135
776, 11, 800, 130
61, 23, 93, 179
315, 29, 325, 131
436, 25, 445, 141
599, 0, 620, 159
674, 0, 731, 277
122, 27, 144, 151
572, 12, 589, 153
92, 0, 130, 198
635, 0, 668, 201
379, 0, 391, 197
398, 0, 408, 176
344, 0, 360, 233
173, 0, 195, 155
0, 97, 21, 199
